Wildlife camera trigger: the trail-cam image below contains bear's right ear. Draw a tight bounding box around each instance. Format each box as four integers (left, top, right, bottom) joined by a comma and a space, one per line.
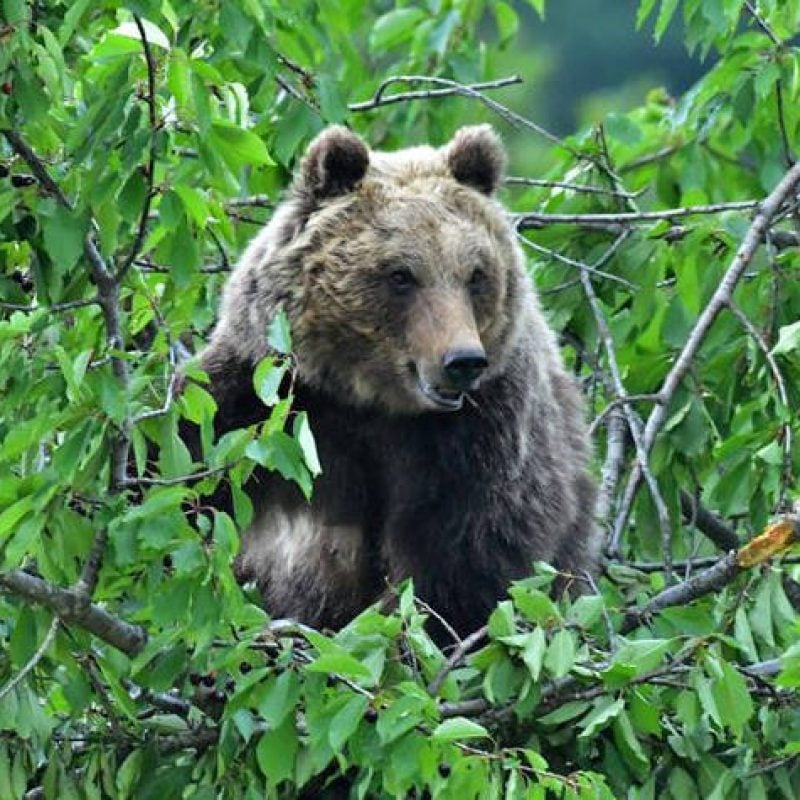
298, 126, 370, 200
446, 125, 506, 195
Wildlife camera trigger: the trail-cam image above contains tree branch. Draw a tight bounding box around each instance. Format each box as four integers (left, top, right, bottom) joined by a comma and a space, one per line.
349, 75, 522, 111
117, 15, 159, 280
0, 570, 147, 656
612, 159, 800, 547
516, 200, 762, 229
0, 615, 59, 703
678, 490, 740, 551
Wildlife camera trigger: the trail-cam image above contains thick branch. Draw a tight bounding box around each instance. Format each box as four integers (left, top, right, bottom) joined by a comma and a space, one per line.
0, 570, 147, 656
679, 490, 740, 551
620, 552, 739, 634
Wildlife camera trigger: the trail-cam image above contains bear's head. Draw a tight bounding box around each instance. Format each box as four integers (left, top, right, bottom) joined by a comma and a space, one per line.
279, 125, 529, 415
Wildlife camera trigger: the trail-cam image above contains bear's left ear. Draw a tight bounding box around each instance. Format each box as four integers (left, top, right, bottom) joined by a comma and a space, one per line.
298, 126, 370, 200
446, 125, 506, 195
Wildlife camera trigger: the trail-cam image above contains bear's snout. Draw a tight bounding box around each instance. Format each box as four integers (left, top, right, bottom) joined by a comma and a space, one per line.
442, 347, 488, 390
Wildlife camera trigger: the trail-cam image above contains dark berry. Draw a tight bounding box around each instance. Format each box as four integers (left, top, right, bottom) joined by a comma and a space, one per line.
438, 763, 452, 778
200, 673, 216, 688
1, 82, 11, 95
363, 707, 378, 723
11, 174, 35, 188
162, 554, 173, 569
189, 672, 202, 686
326, 674, 338, 687
239, 661, 252, 674
0, 164, 8, 178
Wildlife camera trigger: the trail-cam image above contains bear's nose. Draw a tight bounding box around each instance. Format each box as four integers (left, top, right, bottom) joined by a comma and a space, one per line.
442, 348, 488, 389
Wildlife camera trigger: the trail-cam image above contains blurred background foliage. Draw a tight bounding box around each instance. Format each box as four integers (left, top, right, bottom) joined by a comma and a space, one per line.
0, 0, 799, 798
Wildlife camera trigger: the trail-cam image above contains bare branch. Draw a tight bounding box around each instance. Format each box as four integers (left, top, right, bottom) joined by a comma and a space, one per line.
352, 75, 569, 152
726, 299, 793, 507
516, 200, 762, 229
428, 625, 488, 696
678, 490, 740, 552
620, 552, 740, 634
0, 297, 99, 313
613, 159, 800, 547
744, 1, 782, 46
350, 74, 522, 111
517, 232, 636, 289
120, 466, 227, 487
505, 176, 639, 199
0, 615, 59, 703
0, 570, 147, 656
595, 408, 625, 529
117, 15, 159, 280
580, 268, 674, 578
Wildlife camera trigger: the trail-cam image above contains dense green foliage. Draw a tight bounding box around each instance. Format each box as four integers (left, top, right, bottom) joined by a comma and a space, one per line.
1, 1, 799, 798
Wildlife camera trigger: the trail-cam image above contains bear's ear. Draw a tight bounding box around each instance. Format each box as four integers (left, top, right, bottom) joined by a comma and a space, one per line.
446, 125, 506, 195
298, 126, 370, 200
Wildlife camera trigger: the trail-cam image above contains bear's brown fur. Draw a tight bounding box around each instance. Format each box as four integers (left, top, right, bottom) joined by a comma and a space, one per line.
199, 125, 598, 636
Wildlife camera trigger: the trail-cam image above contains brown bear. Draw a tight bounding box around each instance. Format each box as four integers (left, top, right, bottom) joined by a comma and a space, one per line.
197, 124, 598, 637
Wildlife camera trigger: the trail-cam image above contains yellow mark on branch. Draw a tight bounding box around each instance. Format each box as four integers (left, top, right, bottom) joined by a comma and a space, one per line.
736, 518, 799, 568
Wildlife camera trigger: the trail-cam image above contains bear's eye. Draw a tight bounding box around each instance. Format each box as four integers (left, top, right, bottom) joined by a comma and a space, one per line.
468, 268, 489, 295
388, 269, 418, 294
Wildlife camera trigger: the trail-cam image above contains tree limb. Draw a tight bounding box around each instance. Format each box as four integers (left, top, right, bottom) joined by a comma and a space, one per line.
612, 159, 800, 547
0, 570, 147, 656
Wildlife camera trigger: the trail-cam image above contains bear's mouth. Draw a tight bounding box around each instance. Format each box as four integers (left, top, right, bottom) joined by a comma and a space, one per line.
414, 372, 465, 411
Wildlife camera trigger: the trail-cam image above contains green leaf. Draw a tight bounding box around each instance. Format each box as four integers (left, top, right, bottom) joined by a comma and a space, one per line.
708, 657, 754, 739
254, 670, 300, 728
42, 206, 88, 271
526, 0, 546, 20
432, 717, 489, 741
256, 717, 297, 785
328, 694, 368, 751
578, 696, 625, 738
210, 122, 274, 170
654, 0, 679, 42
544, 629, 576, 678
267, 310, 293, 354
293, 411, 322, 476
494, 2, 519, 44
369, 8, 427, 51
772, 320, 800, 355
0, 494, 34, 541
253, 357, 288, 406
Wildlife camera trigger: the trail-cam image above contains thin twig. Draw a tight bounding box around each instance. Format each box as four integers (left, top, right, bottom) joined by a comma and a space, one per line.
505, 176, 638, 199
0, 297, 99, 313
516, 200, 762, 229
517, 233, 636, 289
744, 1, 782, 46
117, 15, 158, 280
0, 615, 59, 704
588, 394, 661, 437
726, 299, 793, 508
352, 75, 569, 152
580, 268, 674, 580
620, 143, 684, 173
350, 75, 522, 111
428, 626, 488, 696
120, 466, 227, 487
225, 195, 273, 209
